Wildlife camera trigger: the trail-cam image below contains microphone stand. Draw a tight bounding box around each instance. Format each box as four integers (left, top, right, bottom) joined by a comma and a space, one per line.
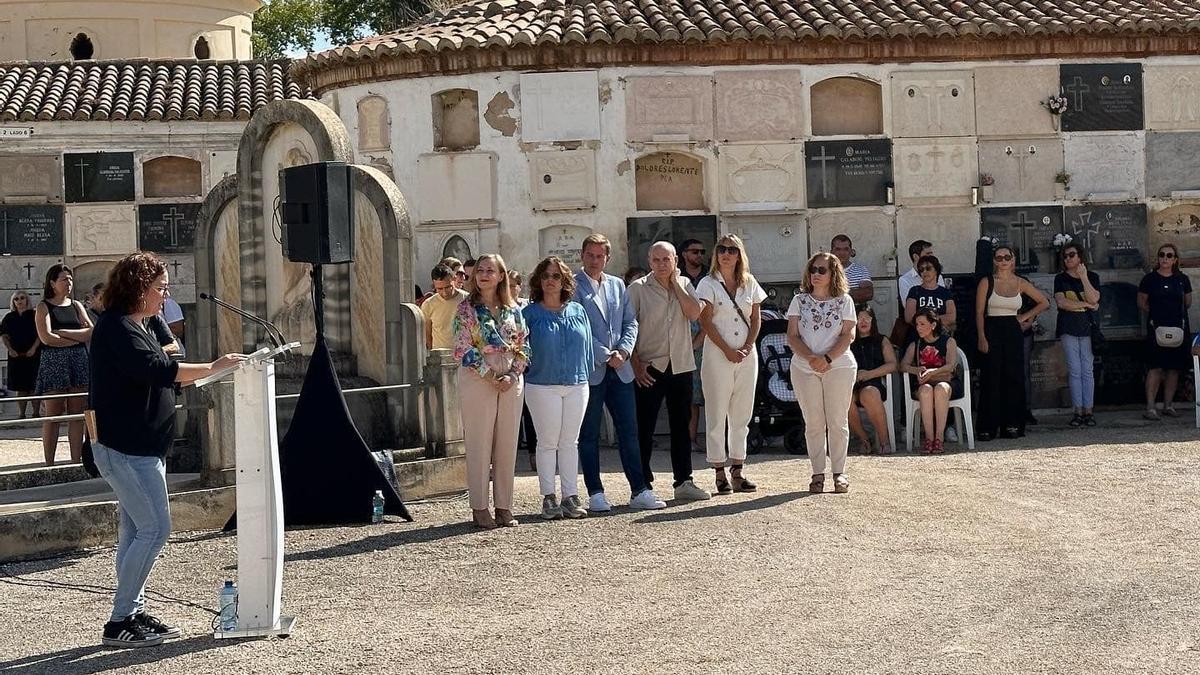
200, 292, 288, 350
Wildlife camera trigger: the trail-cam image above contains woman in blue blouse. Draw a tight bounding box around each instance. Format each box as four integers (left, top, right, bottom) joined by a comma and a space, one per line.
522, 256, 594, 521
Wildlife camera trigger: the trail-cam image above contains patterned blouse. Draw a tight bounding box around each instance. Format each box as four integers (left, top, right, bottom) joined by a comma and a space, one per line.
452, 301, 531, 379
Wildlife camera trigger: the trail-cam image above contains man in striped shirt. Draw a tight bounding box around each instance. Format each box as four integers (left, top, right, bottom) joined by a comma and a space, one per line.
832, 234, 873, 304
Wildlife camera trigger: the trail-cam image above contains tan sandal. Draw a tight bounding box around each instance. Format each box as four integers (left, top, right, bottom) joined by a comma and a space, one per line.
472, 509, 497, 530
494, 508, 520, 527
808, 474, 824, 494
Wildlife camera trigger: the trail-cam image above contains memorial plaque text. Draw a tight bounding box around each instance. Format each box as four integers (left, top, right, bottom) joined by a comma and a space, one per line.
805, 139, 892, 208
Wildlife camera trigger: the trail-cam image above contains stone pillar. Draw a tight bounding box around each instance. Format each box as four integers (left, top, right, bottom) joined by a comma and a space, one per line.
188, 380, 237, 487
423, 349, 464, 458
395, 303, 426, 449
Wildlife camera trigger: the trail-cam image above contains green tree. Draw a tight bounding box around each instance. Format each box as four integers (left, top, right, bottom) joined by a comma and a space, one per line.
252, 0, 325, 59
253, 0, 435, 59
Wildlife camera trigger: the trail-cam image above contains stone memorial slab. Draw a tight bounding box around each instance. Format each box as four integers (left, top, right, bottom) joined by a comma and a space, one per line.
159, 254, 196, 303
64, 152, 135, 203
520, 71, 601, 142
1093, 339, 1153, 405
416, 153, 495, 222
208, 150, 237, 185
1060, 63, 1144, 132
807, 209, 895, 278
529, 149, 597, 211
634, 152, 705, 211
138, 203, 201, 254
810, 77, 883, 136
893, 137, 977, 206
1026, 273, 1058, 342
722, 213, 808, 282
980, 206, 1063, 275
538, 225, 592, 269
1150, 204, 1200, 266
626, 215, 718, 270
714, 70, 804, 142
143, 156, 202, 198
896, 207, 979, 274
1063, 133, 1144, 200
0, 155, 61, 201
890, 70, 976, 138
974, 66, 1060, 137
625, 76, 714, 142
1145, 132, 1200, 197
977, 138, 1063, 204
1144, 66, 1200, 131
718, 143, 804, 212
1063, 204, 1148, 271
1029, 341, 1070, 407
357, 95, 391, 151
0, 255, 63, 295
1095, 269, 1149, 341
0, 205, 64, 255
804, 139, 892, 209
432, 89, 480, 151
65, 205, 138, 256
867, 281, 899, 342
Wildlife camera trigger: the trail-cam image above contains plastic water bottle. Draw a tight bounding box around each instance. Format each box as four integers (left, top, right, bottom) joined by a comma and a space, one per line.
218, 580, 238, 632
372, 490, 385, 523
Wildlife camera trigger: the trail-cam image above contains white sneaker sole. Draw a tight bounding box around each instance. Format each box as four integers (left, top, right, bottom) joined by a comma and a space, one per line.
102, 635, 164, 648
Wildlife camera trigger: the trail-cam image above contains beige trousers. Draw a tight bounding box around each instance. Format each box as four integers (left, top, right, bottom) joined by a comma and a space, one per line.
790, 363, 856, 476
458, 368, 525, 511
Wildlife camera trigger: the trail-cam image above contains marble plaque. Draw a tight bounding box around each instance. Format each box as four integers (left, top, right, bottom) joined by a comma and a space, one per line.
722, 213, 809, 283
0, 155, 61, 201
980, 206, 1064, 274
520, 71, 601, 142
357, 95, 391, 151
1060, 64, 1144, 132
895, 207, 979, 274
1063, 204, 1148, 271
867, 280, 899, 340
714, 70, 804, 142
415, 153, 495, 222
208, 150, 237, 185
1063, 133, 1144, 200
159, 255, 196, 304
1029, 341, 1071, 407
64, 152, 135, 203
1150, 204, 1200, 266
1145, 132, 1200, 197
718, 143, 804, 212
538, 224, 592, 269
0, 256, 63, 295
807, 209, 896, 278
0, 205, 64, 255
529, 149, 597, 211
805, 139, 892, 208
977, 138, 1063, 204
634, 152, 705, 211
893, 137, 978, 206
974, 66, 1060, 137
626, 216, 718, 270
66, 205, 138, 256
433, 89, 480, 151
1024, 273, 1059, 342
890, 70, 976, 138
625, 76, 714, 142
810, 77, 884, 136
1145, 66, 1200, 131
138, 203, 201, 254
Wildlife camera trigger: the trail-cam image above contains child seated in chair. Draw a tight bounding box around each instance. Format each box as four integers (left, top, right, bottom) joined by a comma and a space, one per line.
902, 308, 961, 454
848, 307, 897, 454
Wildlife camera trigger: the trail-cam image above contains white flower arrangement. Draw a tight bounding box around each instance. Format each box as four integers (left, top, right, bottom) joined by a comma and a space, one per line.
980, 235, 999, 246
1043, 94, 1069, 115
1052, 232, 1073, 250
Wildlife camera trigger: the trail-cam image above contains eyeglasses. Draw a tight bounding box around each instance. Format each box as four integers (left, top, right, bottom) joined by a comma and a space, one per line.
153, 285, 170, 294
809, 265, 829, 275
541, 272, 563, 281
994, 254, 1014, 262
918, 265, 935, 273
1063, 251, 1079, 259
1159, 251, 1177, 259
686, 248, 705, 255
716, 245, 739, 255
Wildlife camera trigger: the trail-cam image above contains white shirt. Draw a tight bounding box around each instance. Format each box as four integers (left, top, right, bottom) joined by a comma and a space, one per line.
898, 267, 945, 308
786, 292, 857, 367
695, 275, 767, 348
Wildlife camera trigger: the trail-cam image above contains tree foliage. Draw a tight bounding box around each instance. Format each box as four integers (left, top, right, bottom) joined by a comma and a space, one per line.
253, 0, 434, 59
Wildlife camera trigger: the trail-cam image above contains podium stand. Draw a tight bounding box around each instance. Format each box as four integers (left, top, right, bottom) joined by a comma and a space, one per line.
197, 342, 300, 639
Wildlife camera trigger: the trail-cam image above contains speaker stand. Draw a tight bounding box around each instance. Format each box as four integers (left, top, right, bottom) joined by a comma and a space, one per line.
310, 264, 325, 339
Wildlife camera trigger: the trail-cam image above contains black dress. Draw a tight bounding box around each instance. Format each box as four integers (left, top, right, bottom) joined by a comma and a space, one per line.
1139, 271, 1193, 371
850, 334, 889, 402
35, 301, 90, 393
0, 309, 39, 391
907, 333, 963, 400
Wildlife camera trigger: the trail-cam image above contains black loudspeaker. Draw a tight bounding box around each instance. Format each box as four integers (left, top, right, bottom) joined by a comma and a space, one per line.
279, 161, 354, 264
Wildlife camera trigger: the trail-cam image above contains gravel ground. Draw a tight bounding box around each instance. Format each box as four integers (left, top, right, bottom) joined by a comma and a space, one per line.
1, 414, 1198, 674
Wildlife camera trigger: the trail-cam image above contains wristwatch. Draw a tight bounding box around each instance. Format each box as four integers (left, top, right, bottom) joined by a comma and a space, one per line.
823, 354, 832, 364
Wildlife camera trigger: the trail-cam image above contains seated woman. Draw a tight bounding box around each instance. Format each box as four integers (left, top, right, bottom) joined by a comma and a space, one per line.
901, 308, 961, 454
847, 307, 897, 454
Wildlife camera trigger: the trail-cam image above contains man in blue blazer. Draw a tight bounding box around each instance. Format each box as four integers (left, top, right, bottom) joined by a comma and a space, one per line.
574, 234, 666, 511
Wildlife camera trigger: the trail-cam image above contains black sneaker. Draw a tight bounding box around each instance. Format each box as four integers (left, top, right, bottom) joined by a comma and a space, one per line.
102, 617, 164, 648
134, 611, 181, 640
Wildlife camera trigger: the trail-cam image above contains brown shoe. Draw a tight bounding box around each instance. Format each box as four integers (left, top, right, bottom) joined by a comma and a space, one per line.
809, 474, 824, 494
472, 509, 497, 530
730, 465, 757, 492
494, 509, 520, 527
833, 473, 850, 493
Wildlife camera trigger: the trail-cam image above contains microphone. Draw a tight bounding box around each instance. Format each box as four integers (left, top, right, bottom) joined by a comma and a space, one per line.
200, 292, 287, 349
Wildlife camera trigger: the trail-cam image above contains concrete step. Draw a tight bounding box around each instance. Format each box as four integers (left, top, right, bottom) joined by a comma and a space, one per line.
0, 463, 91, 492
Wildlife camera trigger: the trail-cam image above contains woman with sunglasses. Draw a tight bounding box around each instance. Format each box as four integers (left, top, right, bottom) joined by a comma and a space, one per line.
697, 234, 767, 493
974, 245, 1049, 440
1054, 243, 1101, 427
1137, 243, 1192, 420
787, 252, 857, 494
1, 291, 40, 418
903, 254, 956, 345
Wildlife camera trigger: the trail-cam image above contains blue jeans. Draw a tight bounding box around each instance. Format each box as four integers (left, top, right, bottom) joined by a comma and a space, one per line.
1061, 334, 1095, 410
578, 367, 648, 498
93, 442, 171, 622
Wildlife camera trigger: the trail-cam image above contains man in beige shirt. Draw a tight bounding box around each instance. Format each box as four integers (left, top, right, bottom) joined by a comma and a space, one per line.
628, 241, 709, 501
421, 263, 467, 350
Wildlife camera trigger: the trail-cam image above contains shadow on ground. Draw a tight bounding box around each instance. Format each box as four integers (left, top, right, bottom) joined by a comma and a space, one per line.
0, 635, 234, 675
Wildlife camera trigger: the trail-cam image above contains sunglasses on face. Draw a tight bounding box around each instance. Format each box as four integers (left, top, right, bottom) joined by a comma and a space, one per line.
994, 254, 1014, 262
809, 265, 829, 275
1063, 251, 1079, 259
918, 265, 935, 273
716, 245, 740, 255
541, 272, 563, 281
1159, 251, 1177, 259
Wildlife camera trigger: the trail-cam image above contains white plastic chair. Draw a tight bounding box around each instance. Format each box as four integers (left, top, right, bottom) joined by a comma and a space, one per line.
1193, 354, 1199, 430
881, 371, 897, 452
903, 346, 975, 451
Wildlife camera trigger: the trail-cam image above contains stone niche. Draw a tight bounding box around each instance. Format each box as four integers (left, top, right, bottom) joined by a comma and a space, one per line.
1060, 63, 1144, 133
1145, 66, 1200, 131
143, 156, 202, 198
626, 215, 718, 270
0, 155, 61, 201
895, 207, 979, 274
723, 213, 808, 282
807, 208, 896, 278
625, 76, 714, 142
810, 77, 883, 136
977, 138, 1064, 204
66, 205, 138, 256
1063, 204, 1148, 271
208, 150, 237, 186
357, 95, 391, 151
0, 256, 63, 296
893, 137, 978, 206
1151, 203, 1200, 266
520, 71, 601, 142
718, 143, 804, 212
890, 70, 976, 138
416, 153, 495, 222
528, 149, 597, 211
538, 224, 592, 269
634, 152, 705, 211
980, 206, 1064, 275
1063, 133, 1144, 200
1145, 132, 1200, 197
432, 89, 480, 151
714, 70, 804, 142
974, 66, 1060, 137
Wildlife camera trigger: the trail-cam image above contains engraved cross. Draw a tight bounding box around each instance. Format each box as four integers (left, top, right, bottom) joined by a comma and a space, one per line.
0, 211, 10, 253
1064, 76, 1090, 112
812, 145, 835, 199
1010, 211, 1038, 266
73, 157, 90, 196
162, 207, 186, 248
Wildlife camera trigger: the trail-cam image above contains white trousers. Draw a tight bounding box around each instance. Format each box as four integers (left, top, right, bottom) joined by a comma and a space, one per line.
790, 364, 856, 475
524, 383, 589, 497
701, 342, 759, 465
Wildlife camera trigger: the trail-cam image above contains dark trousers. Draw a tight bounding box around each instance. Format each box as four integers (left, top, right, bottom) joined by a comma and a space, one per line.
978, 316, 1027, 435
634, 363, 694, 488
520, 403, 537, 454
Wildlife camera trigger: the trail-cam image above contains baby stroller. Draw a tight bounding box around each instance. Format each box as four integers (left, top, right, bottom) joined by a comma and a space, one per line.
749, 319, 807, 454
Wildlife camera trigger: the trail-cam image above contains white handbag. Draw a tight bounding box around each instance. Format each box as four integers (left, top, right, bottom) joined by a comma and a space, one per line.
1155, 325, 1184, 348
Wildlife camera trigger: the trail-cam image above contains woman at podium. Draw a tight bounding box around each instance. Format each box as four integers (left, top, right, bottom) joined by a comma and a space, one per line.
88, 252, 244, 648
